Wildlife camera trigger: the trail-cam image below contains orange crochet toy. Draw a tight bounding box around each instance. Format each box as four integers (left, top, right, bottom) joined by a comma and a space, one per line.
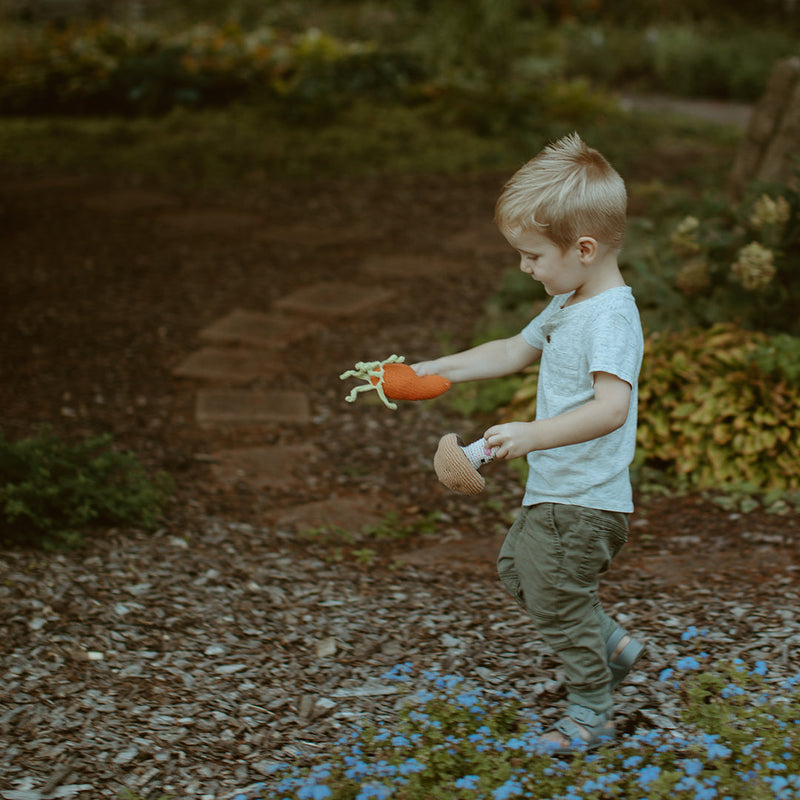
339, 355, 451, 410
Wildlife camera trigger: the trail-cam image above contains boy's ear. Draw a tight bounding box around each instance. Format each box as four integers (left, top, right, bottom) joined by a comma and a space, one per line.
576, 236, 599, 263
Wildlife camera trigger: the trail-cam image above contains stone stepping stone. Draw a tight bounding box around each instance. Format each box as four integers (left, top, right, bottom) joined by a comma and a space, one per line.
156, 209, 263, 237
208, 444, 318, 490
172, 347, 283, 384
358, 254, 465, 278
275, 281, 394, 318
198, 308, 319, 350
195, 389, 311, 426
273, 494, 388, 534
83, 189, 179, 213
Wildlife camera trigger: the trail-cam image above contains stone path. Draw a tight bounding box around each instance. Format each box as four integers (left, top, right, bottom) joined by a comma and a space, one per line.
158, 201, 507, 535
169, 260, 396, 519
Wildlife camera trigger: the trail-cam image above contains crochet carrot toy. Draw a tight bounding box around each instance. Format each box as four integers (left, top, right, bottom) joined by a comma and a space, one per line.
339, 355, 451, 410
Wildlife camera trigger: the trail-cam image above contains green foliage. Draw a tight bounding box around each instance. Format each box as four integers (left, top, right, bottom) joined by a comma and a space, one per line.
0, 21, 424, 115
661, 179, 800, 336
408, 0, 533, 90
444, 377, 526, 420
503, 324, 800, 496
1, 9, 790, 123
637, 324, 800, 493
0, 427, 173, 550
0, 100, 529, 183
563, 22, 797, 101
263, 656, 800, 799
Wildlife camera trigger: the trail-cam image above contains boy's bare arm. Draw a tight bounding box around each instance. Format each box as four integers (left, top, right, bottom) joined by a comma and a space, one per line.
411, 334, 541, 384
485, 371, 631, 460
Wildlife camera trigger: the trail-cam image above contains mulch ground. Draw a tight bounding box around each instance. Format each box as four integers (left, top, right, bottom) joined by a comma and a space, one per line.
1, 168, 799, 799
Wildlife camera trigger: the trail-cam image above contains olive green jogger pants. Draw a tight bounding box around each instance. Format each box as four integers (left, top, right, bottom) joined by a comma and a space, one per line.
497, 502, 629, 714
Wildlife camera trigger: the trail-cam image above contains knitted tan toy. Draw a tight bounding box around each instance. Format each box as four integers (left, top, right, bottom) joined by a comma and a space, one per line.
434, 434, 496, 495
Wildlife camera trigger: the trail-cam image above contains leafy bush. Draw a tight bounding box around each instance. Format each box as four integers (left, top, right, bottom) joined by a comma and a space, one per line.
0, 427, 173, 550
247, 653, 800, 799
664, 180, 800, 336
0, 21, 424, 115
504, 324, 800, 496
637, 325, 800, 494
1, 12, 791, 120
564, 23, 796, 101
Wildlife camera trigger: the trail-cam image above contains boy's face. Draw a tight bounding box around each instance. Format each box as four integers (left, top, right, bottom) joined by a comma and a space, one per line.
504, 229, 585, 297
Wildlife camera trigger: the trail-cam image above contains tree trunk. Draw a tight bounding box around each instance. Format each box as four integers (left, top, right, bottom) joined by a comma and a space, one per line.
728, 57, 800, 198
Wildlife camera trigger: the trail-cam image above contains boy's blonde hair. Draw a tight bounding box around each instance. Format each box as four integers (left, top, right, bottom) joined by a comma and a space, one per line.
495, 132, 627, 251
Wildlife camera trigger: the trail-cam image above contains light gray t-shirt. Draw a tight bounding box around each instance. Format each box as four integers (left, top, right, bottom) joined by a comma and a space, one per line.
520, 286, 643, 513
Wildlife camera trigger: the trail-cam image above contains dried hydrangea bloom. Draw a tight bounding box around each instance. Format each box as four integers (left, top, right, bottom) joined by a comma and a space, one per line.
676, 257, 711, 295
748, 194, 791, 230
731, 241, 776, 291
670, 215, 702, 256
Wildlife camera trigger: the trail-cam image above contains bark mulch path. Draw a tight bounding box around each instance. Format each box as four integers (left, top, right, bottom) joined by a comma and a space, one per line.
1, 171, 798, 800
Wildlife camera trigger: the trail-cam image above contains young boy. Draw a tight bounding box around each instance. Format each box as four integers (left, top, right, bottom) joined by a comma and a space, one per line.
411, 132, 644, 752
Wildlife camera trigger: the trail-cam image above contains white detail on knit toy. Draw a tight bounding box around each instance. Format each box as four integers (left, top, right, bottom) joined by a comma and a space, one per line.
461, 438, 497, 468
339, 354, 404, 411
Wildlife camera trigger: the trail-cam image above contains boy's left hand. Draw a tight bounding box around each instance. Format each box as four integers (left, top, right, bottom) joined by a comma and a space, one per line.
484, 422, 536, 461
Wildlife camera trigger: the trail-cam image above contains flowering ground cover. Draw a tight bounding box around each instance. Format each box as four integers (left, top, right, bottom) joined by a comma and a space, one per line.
229, 649, 800, 800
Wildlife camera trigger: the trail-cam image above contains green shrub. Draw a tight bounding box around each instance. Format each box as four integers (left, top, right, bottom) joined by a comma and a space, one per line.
504, 324, 800, 495
637, 325, 800, 493
0, 21, 424, 116
0, 427, 173, 550
663, 179, 800, 336
562, 22, 797, 101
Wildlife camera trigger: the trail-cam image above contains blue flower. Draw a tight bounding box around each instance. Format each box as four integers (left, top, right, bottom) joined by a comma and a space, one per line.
769, 776, 789, 793
704, 737, 732, 760
355, 783, 394, 800
382, 662, 414, 681
676, 656, 701, 670
721, 684, 745, 698
695, 786, 717, 800
493, 778, 523, 799
753, 661, 768, 676
398, 758, 426, 776
455, 775, 480, 790
637, 765, 661, 786
659, 668, 674, 681
681, 758, 704, 777
297, 784, 332, 800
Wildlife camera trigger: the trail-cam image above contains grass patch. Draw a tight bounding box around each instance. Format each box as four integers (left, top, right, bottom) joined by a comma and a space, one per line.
0, 102, 518, 185
0, 94, 739, 188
